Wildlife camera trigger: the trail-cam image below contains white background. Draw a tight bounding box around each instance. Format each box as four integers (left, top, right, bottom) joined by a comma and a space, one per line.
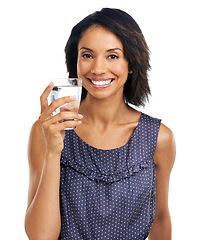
0, 0, 201, 239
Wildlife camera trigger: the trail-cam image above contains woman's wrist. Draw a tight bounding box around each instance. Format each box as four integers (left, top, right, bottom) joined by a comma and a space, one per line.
44, 150, 62, 172
45, 149, 62, 159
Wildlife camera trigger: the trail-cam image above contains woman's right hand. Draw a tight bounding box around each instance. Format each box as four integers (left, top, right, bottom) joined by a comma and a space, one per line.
39, 82, 83, 155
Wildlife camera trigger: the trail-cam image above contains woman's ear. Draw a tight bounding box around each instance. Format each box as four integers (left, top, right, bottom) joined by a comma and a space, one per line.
128, 64, 133, 74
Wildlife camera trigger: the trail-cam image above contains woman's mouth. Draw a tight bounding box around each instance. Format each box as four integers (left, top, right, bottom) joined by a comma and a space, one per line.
87, 78, 114, 88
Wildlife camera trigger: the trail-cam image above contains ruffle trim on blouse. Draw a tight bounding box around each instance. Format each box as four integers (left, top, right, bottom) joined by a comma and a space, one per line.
61, 158, 154, 183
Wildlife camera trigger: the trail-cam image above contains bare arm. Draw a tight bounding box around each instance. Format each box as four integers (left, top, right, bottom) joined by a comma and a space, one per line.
24, 83, 83, 240
25, 120, 62, 240
148, 123, 176, 240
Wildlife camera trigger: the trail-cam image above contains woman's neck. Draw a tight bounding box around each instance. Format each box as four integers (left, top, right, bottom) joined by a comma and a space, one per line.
79, 93, 128, 126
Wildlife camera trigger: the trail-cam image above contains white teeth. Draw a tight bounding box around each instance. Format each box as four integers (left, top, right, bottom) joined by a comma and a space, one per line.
91, 80, 112, 85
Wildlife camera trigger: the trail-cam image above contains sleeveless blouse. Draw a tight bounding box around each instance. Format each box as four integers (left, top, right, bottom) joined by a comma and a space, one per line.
58, 113, 161, 240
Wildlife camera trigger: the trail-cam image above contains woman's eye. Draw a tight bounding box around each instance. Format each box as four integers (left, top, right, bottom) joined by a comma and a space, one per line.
82, 53, 93, 59
108, 54, 119, 59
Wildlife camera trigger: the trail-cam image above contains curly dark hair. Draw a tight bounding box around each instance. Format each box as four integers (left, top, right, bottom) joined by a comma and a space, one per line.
65, 8, 151, 106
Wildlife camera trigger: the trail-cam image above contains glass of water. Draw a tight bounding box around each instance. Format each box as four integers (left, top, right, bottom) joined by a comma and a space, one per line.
49, 78, 82, 130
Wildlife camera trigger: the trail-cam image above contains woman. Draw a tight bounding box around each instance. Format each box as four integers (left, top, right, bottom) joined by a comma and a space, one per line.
25, 8, 175, 240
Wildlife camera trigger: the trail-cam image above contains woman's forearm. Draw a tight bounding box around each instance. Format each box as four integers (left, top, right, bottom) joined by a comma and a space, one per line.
25, 152, 61, 240
148, 215, 172, 240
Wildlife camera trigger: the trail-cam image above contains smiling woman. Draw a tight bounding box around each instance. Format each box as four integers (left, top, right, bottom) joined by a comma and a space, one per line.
77, 25, 129, 99
65, 8, 150, 106
25, 8, 175, 240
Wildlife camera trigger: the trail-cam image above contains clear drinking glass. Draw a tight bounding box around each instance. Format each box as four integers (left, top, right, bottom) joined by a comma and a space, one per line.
49, 78, 82, 130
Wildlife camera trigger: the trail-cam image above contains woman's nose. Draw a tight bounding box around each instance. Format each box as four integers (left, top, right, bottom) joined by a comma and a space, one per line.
91, 57, 106, 75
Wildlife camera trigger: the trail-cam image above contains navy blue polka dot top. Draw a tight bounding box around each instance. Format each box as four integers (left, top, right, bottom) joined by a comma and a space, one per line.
58, 113, 161, 240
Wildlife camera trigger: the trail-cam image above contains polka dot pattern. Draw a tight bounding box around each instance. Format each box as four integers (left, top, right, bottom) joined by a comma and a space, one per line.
58, 113, 161, 240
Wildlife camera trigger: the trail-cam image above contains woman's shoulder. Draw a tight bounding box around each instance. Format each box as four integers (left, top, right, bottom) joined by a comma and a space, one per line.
137, 111, 176, 167
157, 123, 175, 151
154, 122, 176, 168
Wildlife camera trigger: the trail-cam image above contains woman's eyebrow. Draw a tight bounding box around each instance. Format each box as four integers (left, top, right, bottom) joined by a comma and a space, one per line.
79, 47, 93, 52
79, 47, 123, 52
106, 48, 123, 52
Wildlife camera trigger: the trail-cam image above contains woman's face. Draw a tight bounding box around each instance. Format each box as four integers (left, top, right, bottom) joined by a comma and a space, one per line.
77, 25, 129, 100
